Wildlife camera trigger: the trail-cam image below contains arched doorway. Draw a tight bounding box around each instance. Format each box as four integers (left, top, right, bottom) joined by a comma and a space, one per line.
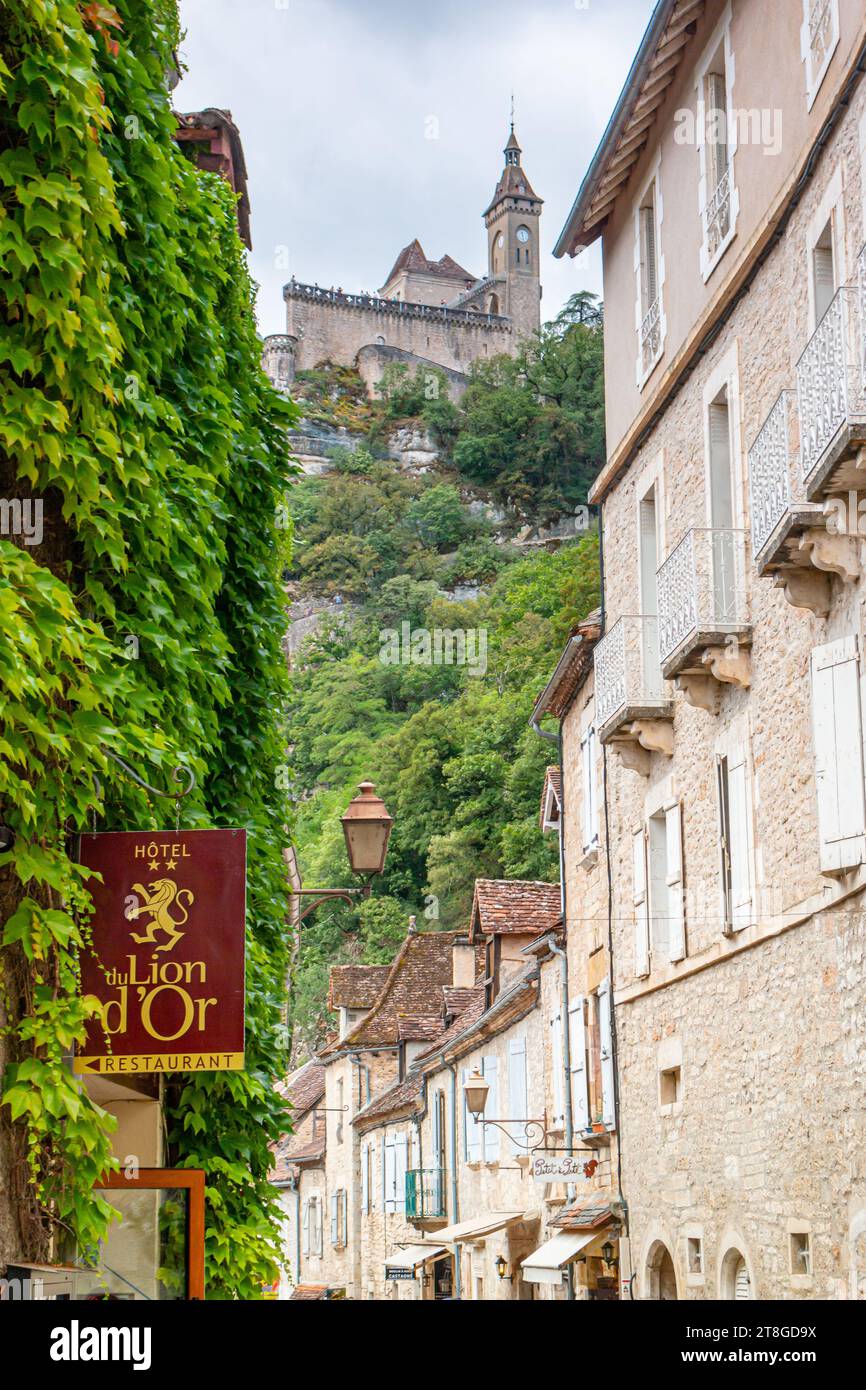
646, 1241, 678, 1299
721, 1247, 754, 1299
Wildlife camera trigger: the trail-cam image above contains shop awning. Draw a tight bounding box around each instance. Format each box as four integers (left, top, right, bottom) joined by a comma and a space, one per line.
424, 1212, 524, 1245
385, 1244, 447, 1273
520, 1231, 595, 1284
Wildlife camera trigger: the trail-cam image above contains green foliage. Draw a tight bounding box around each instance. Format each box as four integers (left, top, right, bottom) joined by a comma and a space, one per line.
0, 0, 296, 1296
374, 361, 451, 421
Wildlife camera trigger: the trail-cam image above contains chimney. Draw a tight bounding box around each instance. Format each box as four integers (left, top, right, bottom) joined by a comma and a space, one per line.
451, 936, 475, 987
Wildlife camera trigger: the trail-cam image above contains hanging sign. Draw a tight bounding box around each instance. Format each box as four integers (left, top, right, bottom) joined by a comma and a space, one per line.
74, 829, 246, 1076
530, 1154, 598, 1184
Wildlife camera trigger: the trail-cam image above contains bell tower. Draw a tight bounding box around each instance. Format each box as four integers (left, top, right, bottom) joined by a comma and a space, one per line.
484, 123, 543, 340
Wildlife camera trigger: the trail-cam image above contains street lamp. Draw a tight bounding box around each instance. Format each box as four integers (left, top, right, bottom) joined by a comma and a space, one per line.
340, 781, 393, 876
462, 1069, 548, 1152
464, 1069, 489, 1120
601, 1240, 616, 1269
292, 781, 394, 922
495, 1254, 512, 1282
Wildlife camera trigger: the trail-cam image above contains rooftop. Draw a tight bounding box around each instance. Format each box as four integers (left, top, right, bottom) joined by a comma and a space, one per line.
321, 929, 459, 1055
469, 879, 562, 940
327, 964, 390, 1012
381, 238, 475, 291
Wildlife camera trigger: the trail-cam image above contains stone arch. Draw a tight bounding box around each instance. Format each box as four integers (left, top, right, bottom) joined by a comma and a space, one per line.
718, 1235, 756, 1300
643, 1235, 679, 1300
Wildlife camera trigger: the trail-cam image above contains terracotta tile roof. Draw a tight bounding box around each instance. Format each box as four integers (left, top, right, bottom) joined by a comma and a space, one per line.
290, 1284, 329, 1300
414, 986, 488, 1061
540, 766, 562, 831
354, 1073, 424, 1128
469, 880, 562, 939
382, 239, 475, 290
327, 964, 390, 1011
531, 612, 602, 723
397, 1015, 444, 1042
282, 1060, 325, 1114
552, 1191, 614, 1230
320, 929, 459, 1055
484, 160, 542, 216
442, 987, 477, 1018
270, 1117, 326, 1181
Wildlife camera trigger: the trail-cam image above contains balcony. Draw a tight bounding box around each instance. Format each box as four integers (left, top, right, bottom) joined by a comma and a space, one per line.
748, 389, 856, 615
405, 1168, 446, 1224
704, 167, 732, 265
640, 296, 662, 378
656, 528, 751, 711
796, 263, 866, 499
593, 616, 673, 773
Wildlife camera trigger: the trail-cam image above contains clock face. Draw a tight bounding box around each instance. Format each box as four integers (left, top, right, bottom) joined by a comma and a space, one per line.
496, 233, 504, 248
517, 227, 530, 243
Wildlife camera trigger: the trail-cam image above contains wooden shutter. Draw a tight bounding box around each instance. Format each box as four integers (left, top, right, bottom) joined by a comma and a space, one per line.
384, 1135, 396, 1213
483, 1057, 500, 1162
330, 1192, 339, 1246
665, 802, 685, 961
705, 70, 728, 191
568, 996, 590, 1132
633, 828, 650, 977
811, 637, 866, 873
640, 199, 658, 308
727, 745, 754, 930
302, 1200, 310, 1257
581, 726, 598, 851
734, 1258, 752, 1299
340, 1190, 347, 1246
550, 1013, 565, 1128
361, 1145, 369, 1215
598, 978, 616, 1128
464, 1067, 482, 1162
813, 235, 835, 324
395, 1133, 408, 1212
508, 1037, 528, 1154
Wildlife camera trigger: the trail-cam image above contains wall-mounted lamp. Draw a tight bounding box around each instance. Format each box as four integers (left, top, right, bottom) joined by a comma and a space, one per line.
601, 1240, 616, 1269
495, 1254, 512, 1283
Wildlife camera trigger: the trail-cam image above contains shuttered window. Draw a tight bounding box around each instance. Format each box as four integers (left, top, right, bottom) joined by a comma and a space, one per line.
483, 1057, 500, 1162
639, 193, 658, 313
598, 978, 616, 1129
550, 1013, 565, 1128
394, 1132, 408, 1213
508, 1037, 528, 1154
463, 1067, 482, 1162
665, 803, 685, 961
302, 1200, 310, 1257
633, 828, 650, 978
810, 636, 866, 873
734, 1257, 752, 1300
813, 220, 836, 324
361, 1145, 370, 1215
717, 747, 754, 933
704, 70, 728, 194
384, 1135, 397, 1213
581, 725, 599, 853
568, 996, 590, 1132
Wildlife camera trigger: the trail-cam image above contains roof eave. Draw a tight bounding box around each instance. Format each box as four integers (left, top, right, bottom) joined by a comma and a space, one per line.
553, 0, 678, 259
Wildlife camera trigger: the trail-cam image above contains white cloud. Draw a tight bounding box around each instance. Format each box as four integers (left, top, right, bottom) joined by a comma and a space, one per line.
175, 0, 655, 335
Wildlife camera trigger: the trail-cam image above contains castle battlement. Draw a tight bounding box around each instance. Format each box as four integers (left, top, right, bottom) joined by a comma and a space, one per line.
283, 280, 511, 332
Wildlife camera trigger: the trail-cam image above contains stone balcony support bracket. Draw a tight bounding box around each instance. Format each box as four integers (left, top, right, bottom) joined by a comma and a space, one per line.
798, 527, 861, 582
773, 567, 832, 617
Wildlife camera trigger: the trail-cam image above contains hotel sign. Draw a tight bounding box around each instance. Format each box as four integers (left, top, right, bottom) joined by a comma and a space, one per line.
75, 829, 246, 1075
530, 1154, 598, 1184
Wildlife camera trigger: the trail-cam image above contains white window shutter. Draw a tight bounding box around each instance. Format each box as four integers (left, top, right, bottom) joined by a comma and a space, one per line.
330, 1192, 339, 1246
633, 828, 650, 977
705, 70, 728, 191
550, 1013, 565, 1128
581, 727, 598, 852
665, 802, 685, 961
598, 978, 616, 1128
464, 1067, 482, 1162
727, 746, 754, 930
568, 995, 590, 1132
384, 1135, 396, 1213
395, 1133, 408, 1213
341, 1190, 347, 1246
508, 1037, 527, 1154
483, 1057, 500, 1161
302, 1200, 310, 1257
361, 1145, 369, 1215
811, 637, 866, 873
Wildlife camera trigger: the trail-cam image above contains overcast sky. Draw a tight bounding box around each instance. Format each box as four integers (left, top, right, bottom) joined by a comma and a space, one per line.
175, 0, 656, 336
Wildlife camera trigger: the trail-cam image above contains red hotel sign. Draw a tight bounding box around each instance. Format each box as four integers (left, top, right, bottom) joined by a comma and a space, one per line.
75, 829, 246, 1076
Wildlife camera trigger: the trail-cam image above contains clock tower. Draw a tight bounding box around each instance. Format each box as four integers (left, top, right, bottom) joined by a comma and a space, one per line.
484, 124, 543, 340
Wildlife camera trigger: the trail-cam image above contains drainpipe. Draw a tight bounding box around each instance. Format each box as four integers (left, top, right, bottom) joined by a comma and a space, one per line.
287, 1176, 301, 1295
447, 1063, 461, 1300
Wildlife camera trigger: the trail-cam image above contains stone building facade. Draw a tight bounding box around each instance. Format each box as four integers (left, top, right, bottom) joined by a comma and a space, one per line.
552, 0, 866, 1299
262, 127, 543, 397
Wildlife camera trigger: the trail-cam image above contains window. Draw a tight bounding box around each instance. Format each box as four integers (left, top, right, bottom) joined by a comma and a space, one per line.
482, 1057, 499, 1162
330, 1189, 347, 1248
810, 637, 866, 874
695, 11, 738, 278
721, 1248, 753, 1300
433, 1089, 447, 1170
463, 1069, 482, 1163
550, 1013, 565, 1130
336, 1078, 344, 1143
507, 1037, 528, 1154
636, 174, 663, 382
361, 1145, 371, 1215
304, 1197, 322, 1257
633, 828, 650, 978
639, 188, 659, 317
580, 723, 599, 855
568, 995, 589, 1131
687, 1237, 703, 1275
383, 1132, 408, 1213
812, 216, 836, 324
802, 0, 839, 110
790, 1231, 811, 1276
659, 1065, 681, 1108
717, 746, 755, 932
646, 803, 685, 967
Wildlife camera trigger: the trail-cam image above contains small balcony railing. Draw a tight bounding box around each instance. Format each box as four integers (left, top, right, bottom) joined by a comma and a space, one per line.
704, 167, 731, 262
593, 616, 671, 740
657, 528, 749, 675
405, 1168, 446, 1222
797, 265, 866, 494
640, 296, 661, 376
748, 389, 826, 572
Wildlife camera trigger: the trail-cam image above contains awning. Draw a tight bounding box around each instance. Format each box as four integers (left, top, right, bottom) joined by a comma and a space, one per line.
520, 1231, 595, 1284
424, 1212, 524, 1245
385, 1244, 447, 1273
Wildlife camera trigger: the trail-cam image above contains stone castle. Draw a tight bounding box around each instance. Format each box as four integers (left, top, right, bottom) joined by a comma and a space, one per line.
262, 126, 543, 397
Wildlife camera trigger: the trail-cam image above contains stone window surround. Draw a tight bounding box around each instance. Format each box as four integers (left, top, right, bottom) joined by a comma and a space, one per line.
639, 771, 685, 975
787, 1218, 813, 1288
693, 1, 740, 283
635, 449, 667, 613
657, 1032, 683, 1119
640, 1225, 681, 1300
801, 0, 840, 113
717, 1231, 757, 1299
683, 1224, 706, 1288
633, 154, 666, 391
805, 163, 847, 335
701, 341, 747, 537
714, 713, 759, 939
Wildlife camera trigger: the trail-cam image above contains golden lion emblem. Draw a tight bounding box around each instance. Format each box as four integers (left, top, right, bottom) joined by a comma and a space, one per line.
125, 879, 194, 954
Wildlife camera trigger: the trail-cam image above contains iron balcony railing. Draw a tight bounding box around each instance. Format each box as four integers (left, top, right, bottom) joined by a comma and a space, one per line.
405, 1168, 446, 1221
797, 261, 866, 490
657, 527, 749, 668
748, 389, 806, 562
594, 615, 668, 736
704, 166, 732, 263
640, 296, 661, 376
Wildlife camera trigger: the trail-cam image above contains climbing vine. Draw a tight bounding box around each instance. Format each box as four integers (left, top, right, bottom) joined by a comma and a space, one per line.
0, 0, 298, 1294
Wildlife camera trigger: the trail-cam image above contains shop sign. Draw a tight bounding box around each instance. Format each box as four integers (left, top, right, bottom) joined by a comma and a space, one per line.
530, 1154, 598, 1184
384, 1268, 416, 1281
74, 829, 246, 1075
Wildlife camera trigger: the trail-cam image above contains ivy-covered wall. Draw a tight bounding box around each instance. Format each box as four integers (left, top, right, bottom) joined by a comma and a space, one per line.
0, 0, 297, 1297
